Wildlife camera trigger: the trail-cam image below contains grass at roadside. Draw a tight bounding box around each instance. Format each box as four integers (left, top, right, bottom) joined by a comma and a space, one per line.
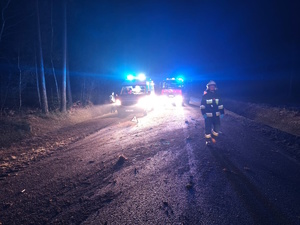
0, 119, 32, 148
0, 104, 112, 149
223, 99, 300, 137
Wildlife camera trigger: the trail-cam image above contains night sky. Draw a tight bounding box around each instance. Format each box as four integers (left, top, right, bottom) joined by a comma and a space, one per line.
67, 0, 300, 81
0, 0, 300, 106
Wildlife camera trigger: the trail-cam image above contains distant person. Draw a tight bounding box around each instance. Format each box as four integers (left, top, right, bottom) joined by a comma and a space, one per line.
109, 92, 116, 113
109, 92, 115, 103
200, 80, 225, 146
124, 87, 132, 95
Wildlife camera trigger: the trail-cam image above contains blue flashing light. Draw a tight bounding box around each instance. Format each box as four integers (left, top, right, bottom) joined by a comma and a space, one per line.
127, 74, 134, 81
176, 75, 184, 82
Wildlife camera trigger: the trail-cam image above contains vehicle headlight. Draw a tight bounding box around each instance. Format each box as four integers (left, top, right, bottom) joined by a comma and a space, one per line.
137, 98, 147, 108
175, 95, 183, 102
174, 95, 183, 105
115, 99, 121, 106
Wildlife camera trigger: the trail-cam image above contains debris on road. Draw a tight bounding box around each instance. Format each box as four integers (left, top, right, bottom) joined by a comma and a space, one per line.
223, 168, 228, 172
243, 166, 251, 171
160, 138, 170, 145
116, 155, 128, 165
186, 182, 193, 190
186, 136, 193, 142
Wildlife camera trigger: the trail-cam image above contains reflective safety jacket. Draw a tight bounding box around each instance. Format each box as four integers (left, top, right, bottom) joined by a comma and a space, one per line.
200, 90, 224, 117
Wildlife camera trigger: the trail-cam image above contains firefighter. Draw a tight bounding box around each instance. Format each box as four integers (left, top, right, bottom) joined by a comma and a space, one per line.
109, 92, 116, 113
200, 81, 224, 145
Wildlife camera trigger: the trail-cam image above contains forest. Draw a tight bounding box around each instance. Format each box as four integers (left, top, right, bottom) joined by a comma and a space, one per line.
1, 0, 299, 116
0, 0, 114, 115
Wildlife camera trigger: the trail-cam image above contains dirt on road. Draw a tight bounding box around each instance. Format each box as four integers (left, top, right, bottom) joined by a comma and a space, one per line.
0, 105, 300, 224
0, 105, 114, 179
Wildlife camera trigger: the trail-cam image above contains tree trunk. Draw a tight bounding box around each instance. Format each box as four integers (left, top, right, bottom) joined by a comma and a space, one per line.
1, 70, 11, 112
61, 0, 67, 113
35, 50, 41, 108
67, 61, 73, 108
0, 0, 11, 43
50, 0, 60, 107
36, 0, 48, 114
18, 48, 22, 111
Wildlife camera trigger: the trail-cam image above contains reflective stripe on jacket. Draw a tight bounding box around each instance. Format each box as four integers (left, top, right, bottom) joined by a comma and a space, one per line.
200, 90, 224, 117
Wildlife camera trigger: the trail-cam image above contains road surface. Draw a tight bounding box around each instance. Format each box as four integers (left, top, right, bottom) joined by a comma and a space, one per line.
1, 105, 300, 225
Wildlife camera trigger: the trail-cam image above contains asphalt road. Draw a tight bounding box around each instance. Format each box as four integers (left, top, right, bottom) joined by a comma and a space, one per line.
1, 105, 300, 225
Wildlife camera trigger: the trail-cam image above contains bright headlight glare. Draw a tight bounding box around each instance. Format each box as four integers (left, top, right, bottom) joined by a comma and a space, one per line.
175, 95, 183, 102
115, 99, 121, 106
137, 96, 156, 109
137, 98, 146, 107
138, 73, 146, 81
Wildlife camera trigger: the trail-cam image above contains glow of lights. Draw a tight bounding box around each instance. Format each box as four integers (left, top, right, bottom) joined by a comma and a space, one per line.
115, 99, 121, 106
137, 95, 156, 110
138, 73, 146, 81
127, 74, 135, 81
177, 75, 184, 82
175, 95, 183, 106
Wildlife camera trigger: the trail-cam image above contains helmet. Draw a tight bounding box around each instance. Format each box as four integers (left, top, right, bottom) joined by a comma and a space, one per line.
206, 80, 217, 89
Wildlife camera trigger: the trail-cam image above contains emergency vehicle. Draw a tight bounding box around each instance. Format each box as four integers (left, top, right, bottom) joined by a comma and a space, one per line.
115, 74, 155, 117
159, 77, 185, 106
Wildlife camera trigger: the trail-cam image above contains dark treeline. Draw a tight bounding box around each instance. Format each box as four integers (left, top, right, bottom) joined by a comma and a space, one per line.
0, 0, 112, 114
1, 0, 299, 114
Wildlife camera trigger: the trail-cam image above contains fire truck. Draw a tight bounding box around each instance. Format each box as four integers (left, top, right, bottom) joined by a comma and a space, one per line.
115, 74, 155, 117
159, 77, 185, 106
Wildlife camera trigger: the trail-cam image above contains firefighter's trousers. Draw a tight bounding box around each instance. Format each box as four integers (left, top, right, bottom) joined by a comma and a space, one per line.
204, 116, 220, 141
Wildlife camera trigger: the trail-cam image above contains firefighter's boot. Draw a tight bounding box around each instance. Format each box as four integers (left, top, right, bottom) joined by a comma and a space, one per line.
211, 130, 219, 144
205, 134, 212, 146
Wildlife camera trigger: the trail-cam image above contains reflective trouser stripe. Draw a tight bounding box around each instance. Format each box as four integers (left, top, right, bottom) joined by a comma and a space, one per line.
212, 130, 219, 137
215, 99, 219, 105
200, 105, 205, 109
216, 112, 220, 116
206, 113, 213, 117
218, 105, 224, 109
205, 134, 211, 139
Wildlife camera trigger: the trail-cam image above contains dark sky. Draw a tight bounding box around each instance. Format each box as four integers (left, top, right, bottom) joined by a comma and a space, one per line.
67, 0, 300, 81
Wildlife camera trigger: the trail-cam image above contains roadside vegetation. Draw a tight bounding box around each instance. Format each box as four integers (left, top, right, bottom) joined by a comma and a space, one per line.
224, 99, 300, 137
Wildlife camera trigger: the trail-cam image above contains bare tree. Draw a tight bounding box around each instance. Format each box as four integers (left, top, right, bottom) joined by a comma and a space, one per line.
67, 61, 73, 108
34, 48, 41, 108
36, 0, 48, 114
50, 0, 60, 107
0, 66, 12, 112
0, 0, 11, 43
17, 47, 22, 110
61, 0, 67, 112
